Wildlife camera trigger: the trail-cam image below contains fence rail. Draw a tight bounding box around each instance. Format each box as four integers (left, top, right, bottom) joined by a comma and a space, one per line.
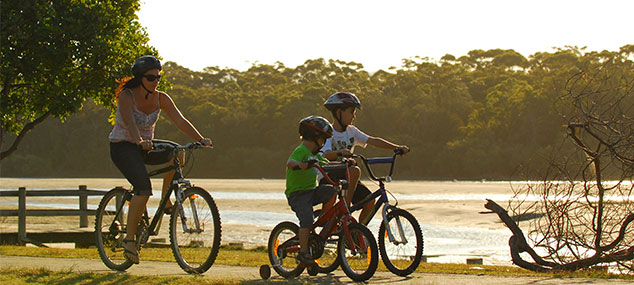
0, 185, 111, 247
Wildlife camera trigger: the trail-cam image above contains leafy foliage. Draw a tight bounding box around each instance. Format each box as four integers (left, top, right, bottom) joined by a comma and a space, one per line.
0, 0, 156, 158
2, 45, 634, 179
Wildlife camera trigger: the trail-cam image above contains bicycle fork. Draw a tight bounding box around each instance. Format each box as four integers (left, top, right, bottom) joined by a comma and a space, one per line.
381, 205, 408, 245
174, 184, 203, 234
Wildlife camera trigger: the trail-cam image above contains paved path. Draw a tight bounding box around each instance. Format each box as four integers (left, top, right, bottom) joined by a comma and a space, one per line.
0, 255, 629, 284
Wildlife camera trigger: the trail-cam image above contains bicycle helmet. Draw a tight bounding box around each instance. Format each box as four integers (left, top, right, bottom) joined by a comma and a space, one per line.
131, 55, 162, 99
131, 55, 162, 77
299, 115, 333, 140
324, 92, 361, 111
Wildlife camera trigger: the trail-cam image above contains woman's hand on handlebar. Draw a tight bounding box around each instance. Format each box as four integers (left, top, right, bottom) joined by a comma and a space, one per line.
139, 139, 153, 150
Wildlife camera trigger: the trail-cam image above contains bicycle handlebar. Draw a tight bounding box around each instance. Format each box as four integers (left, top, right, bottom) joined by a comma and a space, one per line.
292, 148, 402, 184
353, 148, 401, 182
152, 141, 213, 152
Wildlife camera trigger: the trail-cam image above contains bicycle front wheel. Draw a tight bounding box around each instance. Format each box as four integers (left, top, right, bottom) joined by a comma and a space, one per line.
169, 187, 222, 274
378, 208, 424, 276
95, 187, 134, 271
267, 221, 304, 278
337, 223, 378, 282
315, 235, 339, 273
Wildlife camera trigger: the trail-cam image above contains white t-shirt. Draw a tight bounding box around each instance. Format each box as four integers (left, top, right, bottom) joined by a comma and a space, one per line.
322, 125, 370, 153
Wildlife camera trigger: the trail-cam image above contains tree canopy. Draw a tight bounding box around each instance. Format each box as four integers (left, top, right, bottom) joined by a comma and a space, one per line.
3, 45, 633, 180
0, 0, 156, 159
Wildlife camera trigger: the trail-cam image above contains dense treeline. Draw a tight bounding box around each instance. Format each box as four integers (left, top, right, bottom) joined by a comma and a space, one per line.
2, 45, 633, 180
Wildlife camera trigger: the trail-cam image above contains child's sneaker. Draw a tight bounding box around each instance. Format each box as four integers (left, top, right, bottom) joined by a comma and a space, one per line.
296, 251, 316, 266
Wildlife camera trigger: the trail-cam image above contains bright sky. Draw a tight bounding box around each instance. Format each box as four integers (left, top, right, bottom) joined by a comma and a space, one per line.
138, 0, 632, 72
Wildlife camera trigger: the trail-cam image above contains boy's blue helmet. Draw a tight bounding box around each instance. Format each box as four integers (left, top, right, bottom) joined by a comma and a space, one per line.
324, 92, 361, 111
299, 116, 333, 140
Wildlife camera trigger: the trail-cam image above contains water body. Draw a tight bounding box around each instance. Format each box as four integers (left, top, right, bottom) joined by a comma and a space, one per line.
0, 192, 512, 264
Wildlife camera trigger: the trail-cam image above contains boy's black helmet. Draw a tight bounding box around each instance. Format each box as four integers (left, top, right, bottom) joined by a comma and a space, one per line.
131, 55, 162, 77
299, 116, 333, 140
324, 92, 361, 111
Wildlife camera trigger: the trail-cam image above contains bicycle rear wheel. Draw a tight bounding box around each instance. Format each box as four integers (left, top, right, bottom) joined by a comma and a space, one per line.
378, 208, 424, 276
95, 187, 134, 271
337, 223, 378, 282
267, 221, 304, 278
170, 187, 221, 274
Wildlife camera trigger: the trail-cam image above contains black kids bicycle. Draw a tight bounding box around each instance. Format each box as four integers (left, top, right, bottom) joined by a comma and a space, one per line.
316, 149, 424, 276
95, 141, 221, 274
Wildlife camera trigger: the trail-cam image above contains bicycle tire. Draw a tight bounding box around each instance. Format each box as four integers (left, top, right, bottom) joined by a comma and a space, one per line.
95, 187, 134, 271
337, 223, 378, 282
315, 235, 340, 273
312, 209, 340, 273
267, 221, 304, 278
169, 186, 222, 274
378, 208, 424, 276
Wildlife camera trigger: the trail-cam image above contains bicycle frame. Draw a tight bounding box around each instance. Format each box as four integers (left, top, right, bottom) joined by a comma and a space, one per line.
310, 163, 365, 255
111, 142, 205, 240
274, 162, 367, 261
347, 151, 408, 245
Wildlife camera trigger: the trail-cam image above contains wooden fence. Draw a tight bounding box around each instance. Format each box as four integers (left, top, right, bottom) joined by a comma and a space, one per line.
0, 185, 109, 247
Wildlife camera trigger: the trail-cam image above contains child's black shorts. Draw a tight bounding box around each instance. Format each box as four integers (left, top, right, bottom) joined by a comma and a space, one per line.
320, 165, 372, 205
287, 184, 336, 228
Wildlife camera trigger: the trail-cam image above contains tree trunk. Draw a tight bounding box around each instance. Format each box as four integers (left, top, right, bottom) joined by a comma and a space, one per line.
0, 111, 51, 160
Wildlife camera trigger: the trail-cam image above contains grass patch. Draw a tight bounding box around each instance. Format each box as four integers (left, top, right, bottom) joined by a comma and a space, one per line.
0, 245, 632, 280
0, 267, 239, 284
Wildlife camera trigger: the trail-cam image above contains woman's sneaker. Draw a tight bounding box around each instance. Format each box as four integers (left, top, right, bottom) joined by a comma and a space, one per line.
296, 251, 316, 266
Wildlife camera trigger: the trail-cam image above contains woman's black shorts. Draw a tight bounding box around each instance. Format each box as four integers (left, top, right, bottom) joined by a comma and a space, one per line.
110, 139, 176, 195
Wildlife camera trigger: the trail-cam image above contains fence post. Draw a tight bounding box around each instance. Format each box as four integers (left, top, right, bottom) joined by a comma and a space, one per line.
18, 187, 26, 244
79, 185, 88, 228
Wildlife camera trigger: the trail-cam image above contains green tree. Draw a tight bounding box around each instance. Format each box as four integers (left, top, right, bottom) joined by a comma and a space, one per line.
0, 0, 156, 160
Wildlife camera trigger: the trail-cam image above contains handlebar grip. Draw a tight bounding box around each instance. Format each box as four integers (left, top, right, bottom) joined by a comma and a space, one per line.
394, 148, 404, 155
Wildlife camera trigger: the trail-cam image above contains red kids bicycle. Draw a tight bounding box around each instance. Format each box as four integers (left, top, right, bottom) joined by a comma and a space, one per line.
261, 159, 378, 282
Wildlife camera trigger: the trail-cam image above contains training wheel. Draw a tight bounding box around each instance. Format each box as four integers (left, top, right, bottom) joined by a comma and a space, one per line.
259, 264, 271, 280
307, 265, 318, 276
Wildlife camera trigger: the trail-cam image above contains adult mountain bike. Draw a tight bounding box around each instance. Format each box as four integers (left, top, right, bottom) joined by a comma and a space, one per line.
95, 141, 221, 274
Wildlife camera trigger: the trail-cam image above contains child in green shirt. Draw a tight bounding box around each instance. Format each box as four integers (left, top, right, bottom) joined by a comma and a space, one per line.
285, 116, 336, 266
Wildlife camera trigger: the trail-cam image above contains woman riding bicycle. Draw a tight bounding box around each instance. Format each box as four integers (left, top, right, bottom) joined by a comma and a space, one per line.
108, 55, 212, 264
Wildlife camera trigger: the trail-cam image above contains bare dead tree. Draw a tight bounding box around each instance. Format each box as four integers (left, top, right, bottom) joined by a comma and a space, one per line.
486, 57, 634, 272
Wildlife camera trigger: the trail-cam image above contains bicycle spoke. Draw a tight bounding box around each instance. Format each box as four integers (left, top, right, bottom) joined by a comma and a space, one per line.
95, 188, 133, 271
337, 223, 378, 282
378, 208, 424, 276
267, 222, 303, 278
170, 187, 221, 274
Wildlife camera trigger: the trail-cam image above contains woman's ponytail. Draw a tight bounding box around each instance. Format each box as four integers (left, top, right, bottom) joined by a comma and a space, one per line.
114, 77, 142, 103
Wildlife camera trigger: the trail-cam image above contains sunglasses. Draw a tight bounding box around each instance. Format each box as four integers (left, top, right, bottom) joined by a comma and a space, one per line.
142, 74, 162, 82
